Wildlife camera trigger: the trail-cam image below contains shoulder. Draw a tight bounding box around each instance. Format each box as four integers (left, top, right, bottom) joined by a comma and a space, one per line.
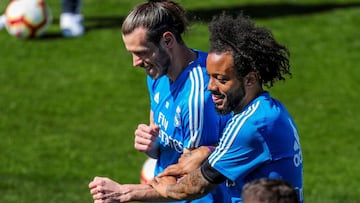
147, 75, 168, 89
225, 98, 269, 137
227, 93, 292, 138
192, 49, 208, 68
243, 92, 285, 119
254, 92, 289, 122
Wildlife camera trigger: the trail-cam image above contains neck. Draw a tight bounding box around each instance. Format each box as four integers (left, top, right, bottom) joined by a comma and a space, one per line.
233, 88, 264, 115
167, 45, 197, 82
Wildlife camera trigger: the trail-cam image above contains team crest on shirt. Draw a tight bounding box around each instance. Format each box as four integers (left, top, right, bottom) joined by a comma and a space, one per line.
154, 92, 160, 104
174, 106, 181, 127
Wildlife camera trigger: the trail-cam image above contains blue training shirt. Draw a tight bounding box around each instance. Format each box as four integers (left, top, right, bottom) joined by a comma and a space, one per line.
208, 92, 303, 203
147, 50, 230, 203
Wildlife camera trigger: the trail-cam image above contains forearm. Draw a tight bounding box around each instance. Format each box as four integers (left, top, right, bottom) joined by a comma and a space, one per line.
164, 168, 216, 200
195, 145, 213, 160
126, 184, 168, 202
159, 146, 213, 177
101, 184, 171, 202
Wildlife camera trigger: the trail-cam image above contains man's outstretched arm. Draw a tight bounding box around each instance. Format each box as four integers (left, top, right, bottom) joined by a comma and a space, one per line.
152, 167, 219, 200
89, 176, 177, 202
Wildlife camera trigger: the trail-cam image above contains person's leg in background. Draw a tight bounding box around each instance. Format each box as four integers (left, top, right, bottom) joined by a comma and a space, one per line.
60, 0, 84, 37
0, 1, 8, 30
0, 13, 5, 29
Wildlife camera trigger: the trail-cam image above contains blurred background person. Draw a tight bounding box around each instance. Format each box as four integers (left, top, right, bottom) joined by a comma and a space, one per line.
60, 0, 84, 37
0, 0, 84, 37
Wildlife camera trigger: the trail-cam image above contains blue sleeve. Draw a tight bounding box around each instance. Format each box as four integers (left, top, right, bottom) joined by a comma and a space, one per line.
208, 103, 271, 181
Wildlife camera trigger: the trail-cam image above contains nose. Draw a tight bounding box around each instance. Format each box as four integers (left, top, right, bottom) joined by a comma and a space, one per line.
132, 54, 143, 67
207, 77, 216, 91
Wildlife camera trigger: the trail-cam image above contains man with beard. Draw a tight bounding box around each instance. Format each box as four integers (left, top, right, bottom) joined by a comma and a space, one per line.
150, 13, 304, 203
89, 1, 230, 202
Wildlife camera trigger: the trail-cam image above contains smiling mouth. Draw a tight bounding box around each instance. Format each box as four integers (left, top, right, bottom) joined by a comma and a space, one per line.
212, 94, 224, 104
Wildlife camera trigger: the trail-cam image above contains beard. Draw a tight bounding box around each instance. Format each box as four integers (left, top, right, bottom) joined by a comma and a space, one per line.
215, 84, 245, 115
152, 46, 171, 79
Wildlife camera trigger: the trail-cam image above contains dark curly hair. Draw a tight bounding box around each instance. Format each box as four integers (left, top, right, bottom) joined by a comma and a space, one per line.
209, 13, 291, 88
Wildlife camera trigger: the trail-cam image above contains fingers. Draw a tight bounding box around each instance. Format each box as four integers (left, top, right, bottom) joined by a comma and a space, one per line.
158, 164, 182, 177
134, 136, 153, 151
90, 187, 98, 195
89, 185, 106, 196
134, 124, 160, 152
89, 176, 105, 189
151, 125, 160, 131
183, 148, 191, 154
88, 177, 109, 199
151, 176, 177, 198
136, 124, 159, 139
92, 191, 104, 200
89, 184, 109, 202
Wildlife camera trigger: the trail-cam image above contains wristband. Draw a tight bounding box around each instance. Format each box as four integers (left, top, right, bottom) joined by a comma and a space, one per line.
207, 146, 216, 153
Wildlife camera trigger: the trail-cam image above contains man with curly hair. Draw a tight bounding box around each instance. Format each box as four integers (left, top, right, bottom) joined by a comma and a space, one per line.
151, 13, 304, 203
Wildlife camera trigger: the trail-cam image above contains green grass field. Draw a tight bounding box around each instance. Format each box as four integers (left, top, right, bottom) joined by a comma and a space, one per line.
1, 0, 359, 202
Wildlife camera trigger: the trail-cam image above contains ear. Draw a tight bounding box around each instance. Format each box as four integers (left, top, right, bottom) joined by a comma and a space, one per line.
162, 31, 175, 47
244, 71, 259, 86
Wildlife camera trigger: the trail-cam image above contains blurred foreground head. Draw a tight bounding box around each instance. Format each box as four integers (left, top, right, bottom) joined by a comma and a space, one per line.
241, 178, 299, 203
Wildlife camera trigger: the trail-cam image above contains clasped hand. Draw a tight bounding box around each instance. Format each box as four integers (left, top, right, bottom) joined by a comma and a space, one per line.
88, 176, 130, 203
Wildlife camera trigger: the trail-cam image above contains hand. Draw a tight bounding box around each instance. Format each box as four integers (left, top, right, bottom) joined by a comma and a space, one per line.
151, 175, 177, 198
88, 176, 129, 203
158, 147, 211, 177
134, 124, 160, 153
89, 176, 161, 202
